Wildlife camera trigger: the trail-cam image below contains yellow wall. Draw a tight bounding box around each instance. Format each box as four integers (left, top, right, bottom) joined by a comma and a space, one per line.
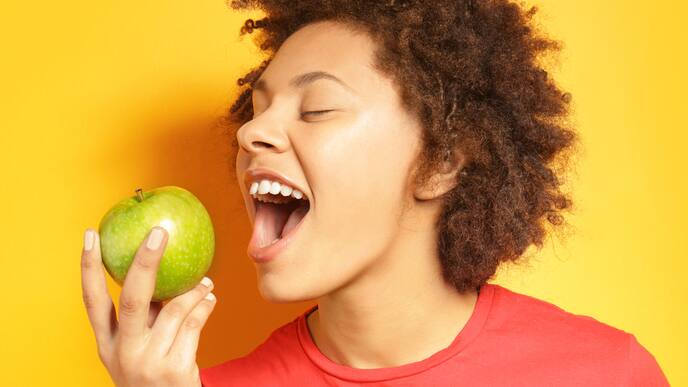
0, 1, 685, 385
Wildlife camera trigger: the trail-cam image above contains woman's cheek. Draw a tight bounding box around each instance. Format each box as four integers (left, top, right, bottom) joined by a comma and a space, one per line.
304, 110, 401, 251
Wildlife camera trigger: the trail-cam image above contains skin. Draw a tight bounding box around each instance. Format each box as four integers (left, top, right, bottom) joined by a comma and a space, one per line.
81, 226, 215, 386
236, 20, 478, 369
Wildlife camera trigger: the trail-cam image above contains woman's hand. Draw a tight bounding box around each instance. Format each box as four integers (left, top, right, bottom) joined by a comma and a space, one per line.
80, 226, 216, 387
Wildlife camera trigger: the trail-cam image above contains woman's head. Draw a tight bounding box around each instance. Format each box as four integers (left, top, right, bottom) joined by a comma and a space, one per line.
228, 0, 580, 302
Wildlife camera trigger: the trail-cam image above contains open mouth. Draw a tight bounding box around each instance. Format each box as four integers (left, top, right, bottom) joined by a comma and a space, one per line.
252, 196, 310, 249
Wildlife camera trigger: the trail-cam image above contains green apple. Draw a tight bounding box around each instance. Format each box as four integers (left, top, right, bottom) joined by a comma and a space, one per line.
98, 186, 215, 302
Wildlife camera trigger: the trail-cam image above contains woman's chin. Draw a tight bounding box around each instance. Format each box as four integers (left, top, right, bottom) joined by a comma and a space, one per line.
257, 276, 320, 303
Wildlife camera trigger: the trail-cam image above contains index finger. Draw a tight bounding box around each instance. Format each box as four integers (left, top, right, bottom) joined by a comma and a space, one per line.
117, 226, 168, 347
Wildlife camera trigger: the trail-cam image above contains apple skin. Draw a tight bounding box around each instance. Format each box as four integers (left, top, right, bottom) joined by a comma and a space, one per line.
98, 186, 215, 302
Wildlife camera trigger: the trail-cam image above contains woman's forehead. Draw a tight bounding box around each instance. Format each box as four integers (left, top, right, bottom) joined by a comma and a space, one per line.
258, 22, 380, 90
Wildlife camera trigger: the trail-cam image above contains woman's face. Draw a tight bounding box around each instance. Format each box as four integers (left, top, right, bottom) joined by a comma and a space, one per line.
236, 20, 426, 302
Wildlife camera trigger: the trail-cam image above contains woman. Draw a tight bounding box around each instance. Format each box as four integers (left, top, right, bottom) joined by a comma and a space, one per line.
80, 0, 669, 385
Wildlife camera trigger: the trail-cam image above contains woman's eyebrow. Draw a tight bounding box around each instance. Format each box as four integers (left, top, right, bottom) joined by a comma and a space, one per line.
253, 71, 356, 94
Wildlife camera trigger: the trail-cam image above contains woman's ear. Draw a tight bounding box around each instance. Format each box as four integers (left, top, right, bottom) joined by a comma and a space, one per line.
413, 150, 466, 201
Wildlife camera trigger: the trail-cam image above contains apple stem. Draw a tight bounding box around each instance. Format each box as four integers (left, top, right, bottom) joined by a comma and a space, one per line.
135, 188, 145, 202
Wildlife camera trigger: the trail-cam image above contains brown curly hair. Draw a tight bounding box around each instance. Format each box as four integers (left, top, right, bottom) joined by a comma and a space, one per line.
224, 0, 581, 293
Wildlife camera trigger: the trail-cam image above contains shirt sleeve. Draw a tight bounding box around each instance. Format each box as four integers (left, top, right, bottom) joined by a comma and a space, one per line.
626, 334, 670, 386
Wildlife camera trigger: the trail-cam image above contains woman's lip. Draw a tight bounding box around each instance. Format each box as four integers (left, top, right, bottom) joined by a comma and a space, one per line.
247, 203, 309, 263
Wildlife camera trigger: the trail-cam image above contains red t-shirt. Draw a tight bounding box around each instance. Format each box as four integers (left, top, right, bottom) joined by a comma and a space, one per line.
200, 283, 669, 386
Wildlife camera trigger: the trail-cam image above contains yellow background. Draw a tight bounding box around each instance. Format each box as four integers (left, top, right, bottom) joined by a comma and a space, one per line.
0, 0, 685, 385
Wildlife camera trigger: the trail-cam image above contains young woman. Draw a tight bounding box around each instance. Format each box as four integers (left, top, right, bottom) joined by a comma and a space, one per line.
81, 0, 669, 385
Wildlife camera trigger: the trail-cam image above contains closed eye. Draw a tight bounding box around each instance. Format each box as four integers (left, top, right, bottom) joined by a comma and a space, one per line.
302, 110, 334, 117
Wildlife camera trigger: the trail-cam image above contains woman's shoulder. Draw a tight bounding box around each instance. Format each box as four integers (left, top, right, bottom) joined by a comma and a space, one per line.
485, 284, 630, 346
481, 284, 668, 385
486, 283, 633, 343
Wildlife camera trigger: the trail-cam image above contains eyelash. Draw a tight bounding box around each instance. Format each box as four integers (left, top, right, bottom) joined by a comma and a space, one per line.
302, 110, 334, 117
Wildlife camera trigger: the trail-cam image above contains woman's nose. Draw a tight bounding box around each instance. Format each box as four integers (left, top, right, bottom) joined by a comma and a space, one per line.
236, 114, 289, 155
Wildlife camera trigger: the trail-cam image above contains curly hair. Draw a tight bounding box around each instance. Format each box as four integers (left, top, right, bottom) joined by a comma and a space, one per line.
224, 0, 581, 293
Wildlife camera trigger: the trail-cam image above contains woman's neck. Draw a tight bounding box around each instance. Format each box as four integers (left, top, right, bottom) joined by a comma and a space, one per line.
307, 287, 477, 369
305, 233, 479, 369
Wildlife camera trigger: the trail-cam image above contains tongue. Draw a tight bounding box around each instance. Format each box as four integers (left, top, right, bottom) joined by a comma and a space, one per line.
251, 201, 309, 248
252, 202, 289, 248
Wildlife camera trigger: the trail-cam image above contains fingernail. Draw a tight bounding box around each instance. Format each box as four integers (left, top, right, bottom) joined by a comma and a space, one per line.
84, 229, 95, 251
146, 227, 164, 250
204, 292, 216, 301
201, 276, 213, 288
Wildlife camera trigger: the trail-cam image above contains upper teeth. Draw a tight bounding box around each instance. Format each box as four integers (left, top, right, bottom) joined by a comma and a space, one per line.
249, 179, 306, 202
